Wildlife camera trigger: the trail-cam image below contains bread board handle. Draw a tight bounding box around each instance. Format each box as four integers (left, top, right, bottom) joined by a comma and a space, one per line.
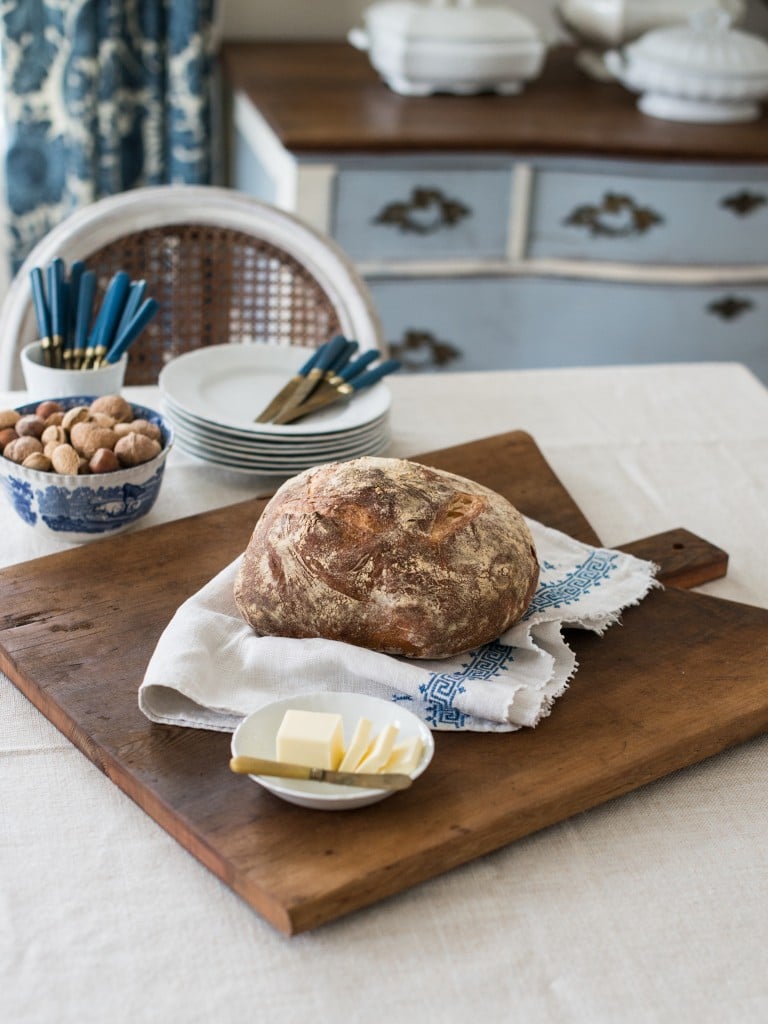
616, 528, 728, 590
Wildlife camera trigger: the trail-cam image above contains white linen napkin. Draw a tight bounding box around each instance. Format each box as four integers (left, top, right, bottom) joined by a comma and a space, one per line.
138, 519, 659, 733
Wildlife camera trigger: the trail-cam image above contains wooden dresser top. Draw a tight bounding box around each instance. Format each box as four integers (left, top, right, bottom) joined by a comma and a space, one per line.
221, 42, 768, 163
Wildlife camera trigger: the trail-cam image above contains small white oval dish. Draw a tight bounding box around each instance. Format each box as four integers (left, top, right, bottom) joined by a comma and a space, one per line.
231, 691, 434, 810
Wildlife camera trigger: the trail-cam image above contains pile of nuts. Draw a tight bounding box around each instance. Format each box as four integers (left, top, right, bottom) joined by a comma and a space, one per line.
0, 394, 164, 475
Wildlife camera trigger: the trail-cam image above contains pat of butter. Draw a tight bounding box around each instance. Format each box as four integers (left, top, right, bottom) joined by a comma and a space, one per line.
356, 721, 399, 773
383, 737, 423, 776
339, 716, 373, 772
275, 709, 344, 770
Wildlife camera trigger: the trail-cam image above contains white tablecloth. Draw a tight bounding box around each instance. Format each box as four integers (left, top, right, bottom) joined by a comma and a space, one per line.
1, 363, 766, 1024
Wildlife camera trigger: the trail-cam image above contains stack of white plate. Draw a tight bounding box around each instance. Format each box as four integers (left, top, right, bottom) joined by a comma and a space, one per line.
158, 344, 392, 475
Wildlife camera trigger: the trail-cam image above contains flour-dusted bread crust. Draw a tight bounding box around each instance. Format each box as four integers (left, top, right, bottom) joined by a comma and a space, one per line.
234, 456, 539, 659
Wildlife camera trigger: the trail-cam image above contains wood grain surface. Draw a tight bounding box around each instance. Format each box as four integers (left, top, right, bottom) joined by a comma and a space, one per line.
0, 431, 764, 936
221, 43, 768, 162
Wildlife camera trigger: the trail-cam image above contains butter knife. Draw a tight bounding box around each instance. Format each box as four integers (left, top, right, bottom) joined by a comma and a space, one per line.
273, 358, 401, 425
229, 755, 412, 791
254, 344, 325, 423
271, 333, 349, 420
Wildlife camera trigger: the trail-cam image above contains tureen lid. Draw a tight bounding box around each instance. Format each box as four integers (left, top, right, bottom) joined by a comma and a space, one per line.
626, 10, 768, 77
362, 0, 541, 44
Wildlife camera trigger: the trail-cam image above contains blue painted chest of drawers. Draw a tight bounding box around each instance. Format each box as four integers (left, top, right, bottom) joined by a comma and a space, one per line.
222, 42, 768, 382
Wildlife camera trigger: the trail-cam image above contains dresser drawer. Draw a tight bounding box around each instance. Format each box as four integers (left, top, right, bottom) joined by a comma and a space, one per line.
369, 275, 768, 380
332, 166, 513, 262
527, 168, 768, 266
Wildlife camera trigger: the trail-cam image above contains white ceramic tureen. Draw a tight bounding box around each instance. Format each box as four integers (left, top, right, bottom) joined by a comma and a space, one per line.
348, 0, 547, 97
605, 11, 768, 123
557, 0, 746, 81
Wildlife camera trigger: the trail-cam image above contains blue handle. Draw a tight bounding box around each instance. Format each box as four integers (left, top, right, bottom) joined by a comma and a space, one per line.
104, 297, 160, 363
48, 258, 66, 340
297, 346, 324, 376
88, 271, 131, 354
328, 338, 359, 374
314, 334, 347, 372
339, 350, 379, 382
114, 279, 146, 342
349, 359, 401, 391
73, 271, 97, 352
68, 260, 85, 332
29, 267, 51, 339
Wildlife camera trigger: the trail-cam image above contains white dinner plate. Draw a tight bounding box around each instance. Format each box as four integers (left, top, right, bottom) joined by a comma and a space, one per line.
162, 399, 389, 454
172, 423, 391, 473
231, 692, 434, 810
159, 343, 392, 436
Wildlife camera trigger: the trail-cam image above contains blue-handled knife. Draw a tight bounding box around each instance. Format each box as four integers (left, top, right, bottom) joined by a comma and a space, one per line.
254, 343, 327, 423
71, 270, 96, 370
102, 297, 160, 364
271, 333, 350, 420
274, 357, 401, 424
48, 258, 66, 367
29, 267, 53, 367
81, 271, 131, 368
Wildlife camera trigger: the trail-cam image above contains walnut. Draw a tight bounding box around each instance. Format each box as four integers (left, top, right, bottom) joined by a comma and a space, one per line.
0, 409, 21, 429
69, 421, 118, 460
89, 394, 133, 423
22, 452, 52, 472
114, 431, 161, 466
61, 405, 91, 432
4, 436, 43, 464
115, 418, 161, 442
41, 424, 67, 446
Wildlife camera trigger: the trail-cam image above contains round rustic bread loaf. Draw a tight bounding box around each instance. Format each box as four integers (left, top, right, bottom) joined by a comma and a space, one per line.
234, 456, 539, 659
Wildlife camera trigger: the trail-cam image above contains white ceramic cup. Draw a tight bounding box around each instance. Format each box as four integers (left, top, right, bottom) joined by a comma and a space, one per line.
20, 341, 128, 400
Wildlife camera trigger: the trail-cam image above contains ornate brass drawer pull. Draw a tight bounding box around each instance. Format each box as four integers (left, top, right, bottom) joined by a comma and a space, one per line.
564, 191, 663, 238
388, 329, 461, 369
374, 187, 471, 235
720, 190, 767, 217
707, 295, 755, 321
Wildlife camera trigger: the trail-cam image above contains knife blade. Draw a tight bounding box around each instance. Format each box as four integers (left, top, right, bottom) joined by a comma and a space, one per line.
271, 333, 349, 420
229, 755, 412, 791
273, 358, 401, 425
254, 344, 325, 423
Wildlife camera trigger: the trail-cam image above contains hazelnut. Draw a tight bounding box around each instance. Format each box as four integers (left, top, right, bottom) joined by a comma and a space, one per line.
15, 414, 45, 439
35, 400, 63, 419
22, 452, 52, 472
0, 409, 20, 429
62, 405, 91, 431
89, 447, 120, 474
70, 421, 118, 459
41, 424, 67, 446
4, 436, 43, 464
51, 444, 81, 475
44, 412, 64, 427
0, 427, 18, 451
89, 394, 133, 423
114, 431, 161, 466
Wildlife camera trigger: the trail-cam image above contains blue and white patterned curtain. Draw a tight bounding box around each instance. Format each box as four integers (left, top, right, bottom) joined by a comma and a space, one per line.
0, 0, 216, 272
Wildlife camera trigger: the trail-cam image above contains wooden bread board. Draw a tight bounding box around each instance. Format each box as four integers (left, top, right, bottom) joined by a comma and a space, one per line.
0, 431, 765, 936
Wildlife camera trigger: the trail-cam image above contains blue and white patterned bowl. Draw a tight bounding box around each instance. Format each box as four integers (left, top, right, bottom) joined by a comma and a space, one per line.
0, 396, 173, 543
